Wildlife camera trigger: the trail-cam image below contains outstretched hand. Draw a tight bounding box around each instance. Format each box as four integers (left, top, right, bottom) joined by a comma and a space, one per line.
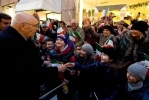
82, 19, 91, 29
64, 62, 75, 68
57, 64, 66, 72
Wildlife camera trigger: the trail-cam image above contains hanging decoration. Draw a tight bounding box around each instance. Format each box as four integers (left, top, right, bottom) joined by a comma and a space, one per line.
88, 10, 91, 17
128, 1, 149, 9
92, 9, 95, 17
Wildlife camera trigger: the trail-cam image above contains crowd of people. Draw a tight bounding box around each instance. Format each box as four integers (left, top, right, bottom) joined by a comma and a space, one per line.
0, 12, 149, 100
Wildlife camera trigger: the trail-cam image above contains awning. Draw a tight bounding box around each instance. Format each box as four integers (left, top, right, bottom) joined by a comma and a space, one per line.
15, 0, 61, 13
96, 4, 126, 11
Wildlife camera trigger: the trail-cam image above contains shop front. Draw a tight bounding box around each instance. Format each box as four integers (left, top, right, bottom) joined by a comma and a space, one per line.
80, 0, 149, 25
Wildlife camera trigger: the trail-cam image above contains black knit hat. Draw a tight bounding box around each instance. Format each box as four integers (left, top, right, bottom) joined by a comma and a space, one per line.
103, 25, 115, 34
131, 21, 148, 34
102, 47, 117, 60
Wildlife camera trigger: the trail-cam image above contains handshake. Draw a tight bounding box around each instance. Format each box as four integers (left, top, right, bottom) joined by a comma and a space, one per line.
57, 62, 75, 72
44, 61, 75, 72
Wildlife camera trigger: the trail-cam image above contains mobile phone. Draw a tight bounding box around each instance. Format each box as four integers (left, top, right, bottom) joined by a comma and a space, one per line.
138, 12, 140, 15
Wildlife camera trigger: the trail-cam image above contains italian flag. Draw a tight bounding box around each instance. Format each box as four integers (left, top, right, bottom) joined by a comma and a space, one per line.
104, 35, 114, 47
145, 55, 149, 61
46, 18, 50, 27
103, 8, 109, 16
50, 59, 63, 64
50, 59, 64, 79
69, 31, 82, 42
34, 33, 44, 42
96, 42, 102, 56
95, 42, 102, 60
57, 27, 64, 34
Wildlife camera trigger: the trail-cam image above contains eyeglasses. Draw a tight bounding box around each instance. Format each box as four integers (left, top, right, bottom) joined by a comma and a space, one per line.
23, 22, 39, 27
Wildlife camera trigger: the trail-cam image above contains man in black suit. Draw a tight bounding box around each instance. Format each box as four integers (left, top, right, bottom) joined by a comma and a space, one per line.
0, 12, 67, 100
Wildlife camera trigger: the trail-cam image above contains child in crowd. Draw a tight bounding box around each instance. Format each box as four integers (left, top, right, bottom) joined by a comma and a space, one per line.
74, 46, 81, 56
65, 45, 121, 100
93, 47, 120, 100
120, 62, 149, 100
48, 33, 75, 63
45, 38, 54, 51
48, 34, 75, 100
72, 44, 95, 100
44, 38, 55, 60
39, 42, 47, 59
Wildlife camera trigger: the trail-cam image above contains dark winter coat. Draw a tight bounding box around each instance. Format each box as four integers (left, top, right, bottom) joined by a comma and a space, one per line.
73, 55, 95, 90
117, 31, 149, 62
93, 61, 121, 100
72, 55, 95, 100
40, 29, 57, 42
48, 43, 75, 64
120, 81, 149, 100
84, 27, 99, 50
0, 26, 58, 100
74, 59, 121, 100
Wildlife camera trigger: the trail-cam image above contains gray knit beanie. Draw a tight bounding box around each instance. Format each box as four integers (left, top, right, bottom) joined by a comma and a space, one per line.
127, 62, 148, 81
82, 44, 94, 56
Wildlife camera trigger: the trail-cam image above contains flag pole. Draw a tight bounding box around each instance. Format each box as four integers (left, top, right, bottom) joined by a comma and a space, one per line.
104, 35, 113, 45
93, 92, 99, 100
39, 79, 69, 100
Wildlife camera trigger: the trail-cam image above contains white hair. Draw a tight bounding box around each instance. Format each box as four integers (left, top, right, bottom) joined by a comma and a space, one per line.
11, 12, 32, 26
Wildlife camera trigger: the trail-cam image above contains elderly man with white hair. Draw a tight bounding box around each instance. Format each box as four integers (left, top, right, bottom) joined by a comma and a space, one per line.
68, 19, 85, 48
0, 12, 68, 100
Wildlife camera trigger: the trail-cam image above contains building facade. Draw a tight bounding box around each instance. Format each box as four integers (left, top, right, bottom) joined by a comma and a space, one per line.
0, 0, 76, 23
0, 0, 19, 17
61, 0, 76, 24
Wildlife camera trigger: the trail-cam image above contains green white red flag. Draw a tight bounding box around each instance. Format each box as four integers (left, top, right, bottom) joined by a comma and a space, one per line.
96, 42, 102, 56
69, 31, 82, 42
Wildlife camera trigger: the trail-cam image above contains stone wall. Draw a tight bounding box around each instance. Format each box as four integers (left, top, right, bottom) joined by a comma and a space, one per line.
0, 0, 19, 12
1, 0, 18, 6
61, 0, 76, 24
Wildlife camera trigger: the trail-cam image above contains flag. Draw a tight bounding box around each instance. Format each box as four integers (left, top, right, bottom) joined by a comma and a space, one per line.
74, 31, 82, 40
50, 59, 63, 64
102, 8, 109, 16
36, 33, 44, 42
95, 42, 102, 61
46, 18, 50, 27
34, 33, 37, 40
57, 27, 64, 34
69, 31, 82, 42
106, 40, 114, 47
69, 32, 76, 42
58, 22, 60, 29
104, 35, 114, 47
96, 42, 102, 56
145, 55, 149, 61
